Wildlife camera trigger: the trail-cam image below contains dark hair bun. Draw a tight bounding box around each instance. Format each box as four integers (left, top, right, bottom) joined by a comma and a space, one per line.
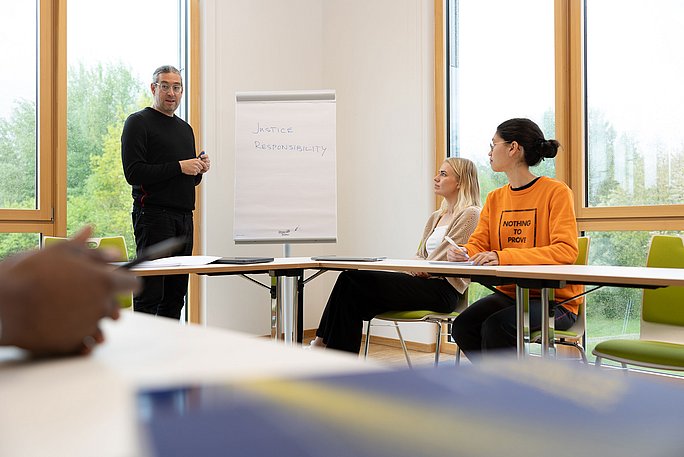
539, 139, 560, 159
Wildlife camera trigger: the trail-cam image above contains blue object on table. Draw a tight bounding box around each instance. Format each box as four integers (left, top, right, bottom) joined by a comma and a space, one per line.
138, 358, 684, 457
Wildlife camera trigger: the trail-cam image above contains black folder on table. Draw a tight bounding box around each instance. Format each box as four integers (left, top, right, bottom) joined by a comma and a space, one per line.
212, 257, 274, 265
311, 256, 386, 262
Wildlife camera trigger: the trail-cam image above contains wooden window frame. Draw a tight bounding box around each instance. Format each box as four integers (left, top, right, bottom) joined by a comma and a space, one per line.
436, 0, 684, 232
0, 0, 62, 234
0, 0, 203, 323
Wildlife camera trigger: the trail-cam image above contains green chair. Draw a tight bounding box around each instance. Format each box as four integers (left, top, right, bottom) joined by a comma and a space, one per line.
363, 293, 468, 368
530, 236, 591, 361
42, 235, 132, 308
593, 235, 684, 371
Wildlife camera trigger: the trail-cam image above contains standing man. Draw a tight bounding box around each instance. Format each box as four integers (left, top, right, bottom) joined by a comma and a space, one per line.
121, 65, 210, 319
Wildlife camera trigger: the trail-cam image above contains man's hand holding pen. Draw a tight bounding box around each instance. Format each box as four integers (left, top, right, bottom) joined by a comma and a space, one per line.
179, 150, 211, 176
197, 150, 211, 173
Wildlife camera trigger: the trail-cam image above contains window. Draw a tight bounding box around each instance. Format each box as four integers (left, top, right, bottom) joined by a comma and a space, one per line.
586, 0, 684, 208
0, 1, 200, 320
0, 2, 37, 211
66, 0, 186, 258
443, 1, 684, 369
0, 233, 40, 260
446, 0, 556, 304
447, 0, 555, 200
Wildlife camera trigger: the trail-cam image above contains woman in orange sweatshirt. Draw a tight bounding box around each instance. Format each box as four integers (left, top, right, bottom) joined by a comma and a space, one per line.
448, 118, 581, 360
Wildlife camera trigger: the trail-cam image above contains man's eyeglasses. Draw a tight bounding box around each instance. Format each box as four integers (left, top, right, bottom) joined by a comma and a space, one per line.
154, 82, 183, 94
489, 141, 510, 152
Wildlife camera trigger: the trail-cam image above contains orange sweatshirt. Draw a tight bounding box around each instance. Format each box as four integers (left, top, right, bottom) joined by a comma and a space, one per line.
464, 176, 582, 314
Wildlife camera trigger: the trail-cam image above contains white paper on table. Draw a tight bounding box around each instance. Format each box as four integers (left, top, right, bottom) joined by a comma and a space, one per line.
136, 255, 222, 268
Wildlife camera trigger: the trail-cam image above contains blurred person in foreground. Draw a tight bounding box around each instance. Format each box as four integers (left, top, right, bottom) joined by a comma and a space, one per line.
0, 227, 139, 356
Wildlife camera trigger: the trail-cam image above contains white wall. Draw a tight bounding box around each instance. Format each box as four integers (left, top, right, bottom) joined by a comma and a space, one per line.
200, 0, 438, 343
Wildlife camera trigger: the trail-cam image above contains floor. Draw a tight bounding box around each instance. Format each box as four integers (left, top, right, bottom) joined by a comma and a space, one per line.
301, 336, 684, 389
304, 337, 461, 368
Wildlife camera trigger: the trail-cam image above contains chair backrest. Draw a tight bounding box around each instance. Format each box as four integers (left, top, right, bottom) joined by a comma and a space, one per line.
575, 236, 590, 266
42, 235, 131, 308
42, 236, 67, 248
43, 235, 128, 262
640, 235, 684, 342
565, 236, 590, 336
90, 236, 128, 262
527, 236, 590, 302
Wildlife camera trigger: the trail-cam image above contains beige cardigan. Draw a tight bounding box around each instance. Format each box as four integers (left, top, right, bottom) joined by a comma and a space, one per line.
415, 205, 481, 295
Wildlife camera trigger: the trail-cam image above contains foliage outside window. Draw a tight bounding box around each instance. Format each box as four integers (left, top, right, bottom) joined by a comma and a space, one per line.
586, 0, 684, 208
0, 1, 185, 261
446, 1, 684, 372
447, 0, 555, 202
66, 0, 183, 259
0, 2, 38, 259
66, 64, 152, 259
447, 0, 555, 303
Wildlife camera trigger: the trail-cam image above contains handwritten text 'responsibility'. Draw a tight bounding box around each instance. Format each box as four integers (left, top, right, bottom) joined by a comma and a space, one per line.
251, 121, 328, 156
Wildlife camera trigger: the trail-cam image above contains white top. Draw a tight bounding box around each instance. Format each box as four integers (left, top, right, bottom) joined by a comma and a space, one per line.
425, 225, 448, 257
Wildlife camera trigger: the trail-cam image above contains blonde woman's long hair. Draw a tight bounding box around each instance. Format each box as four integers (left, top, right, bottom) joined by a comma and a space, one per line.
439, 157, 481, 214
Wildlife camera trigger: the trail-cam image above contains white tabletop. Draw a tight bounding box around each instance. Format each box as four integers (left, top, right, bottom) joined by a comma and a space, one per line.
130, 256, 684, 289
0, 312, 382, 457
495, 264, 684, 287
131, 256, 502, 278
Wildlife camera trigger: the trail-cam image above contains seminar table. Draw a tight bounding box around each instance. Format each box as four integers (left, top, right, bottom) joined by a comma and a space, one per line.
132, 258, 684, 358
130, 258, 501, 347
496, 264, 684, 357
132, 257, 316, 345
3, 313, 684, 457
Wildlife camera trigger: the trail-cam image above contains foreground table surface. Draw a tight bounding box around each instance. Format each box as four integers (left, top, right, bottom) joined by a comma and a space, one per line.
0, 312, 381, 457
141, 357, 684, 457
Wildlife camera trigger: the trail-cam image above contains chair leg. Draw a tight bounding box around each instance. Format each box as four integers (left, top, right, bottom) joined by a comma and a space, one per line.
455, 347, 461, 366
575, 344, 587, 364
434, 322, 442, 367
594, 356, 602, 368
363, 320, 372, 359
557, 340, 587, 363
393, 322, 412, 368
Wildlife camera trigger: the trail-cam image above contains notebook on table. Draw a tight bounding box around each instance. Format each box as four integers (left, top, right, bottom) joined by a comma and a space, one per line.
311, 256, 387, 262
212, 257, 274, 265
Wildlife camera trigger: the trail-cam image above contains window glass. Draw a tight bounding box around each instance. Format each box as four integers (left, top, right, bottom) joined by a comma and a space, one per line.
448, 0, 555, 201
66, 0, 183, 258
0, 233, 40, 260
0, 1, 38, 209
586, 0, 684, 207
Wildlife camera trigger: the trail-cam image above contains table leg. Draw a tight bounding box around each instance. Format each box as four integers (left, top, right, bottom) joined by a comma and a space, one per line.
285, 276, 300, 345
272, 276, 283, 341
515, 286, 528, 358
272, 270, 303, 346
540, 287, 556, 358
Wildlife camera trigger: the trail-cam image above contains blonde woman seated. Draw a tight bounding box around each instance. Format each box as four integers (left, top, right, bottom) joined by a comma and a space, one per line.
310, 158, 481, 353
